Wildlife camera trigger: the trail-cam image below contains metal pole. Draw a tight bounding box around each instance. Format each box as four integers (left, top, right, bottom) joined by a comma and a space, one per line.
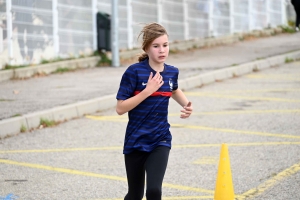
6, 0, 13, 65
92, 0, 98, 51
157, 0, 162, 24
52, 0, 59, 56
248, 0, 253, 31
111, 0, 120, 67
281, 0, 287, 26
208, 0, 214, 37
183, 0, 189, 40
229, 0, 234, 34
126, 0, 133, 49
266, 0, 271, 28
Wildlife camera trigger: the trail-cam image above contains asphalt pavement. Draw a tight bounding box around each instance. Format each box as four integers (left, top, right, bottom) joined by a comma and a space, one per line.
0, 59, 299, 200
0, 31, 300, 200
0, 33, 299, 122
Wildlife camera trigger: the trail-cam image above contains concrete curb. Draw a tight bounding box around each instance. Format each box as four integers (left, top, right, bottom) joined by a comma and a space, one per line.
0, 27, 283, 82
1, 50, 299, 139
0, 56, 100, 82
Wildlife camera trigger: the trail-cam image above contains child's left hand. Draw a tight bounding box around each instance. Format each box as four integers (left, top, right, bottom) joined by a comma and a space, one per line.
180, 102, 193, 119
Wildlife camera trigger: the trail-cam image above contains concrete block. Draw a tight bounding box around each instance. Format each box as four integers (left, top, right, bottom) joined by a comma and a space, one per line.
237, 64, 252, 75
212, 69, 230, 81
55, 60, 70, 69
24, 110, 54, 130
223, 68, 236, 78
229, 67, 240, 77
182, 76, 202, 90
79, 57, 99, 68
256, 60, 271, 70
76, 99, 102, 117
120, 49, 142, 60
52, 104, 78, 122
14, 66, 37, 79
200, 72, 215, 85
0, 116, 28, 139
0, 69, 13, 82
178, 79, 188, 91
268, 56, 281, 66
294, 51, 300, 59
278, 55, 289, 65
37, 63, 58, 75
194, 39, 205, 48
66, 60, 79, 70
98, 94, 117, 111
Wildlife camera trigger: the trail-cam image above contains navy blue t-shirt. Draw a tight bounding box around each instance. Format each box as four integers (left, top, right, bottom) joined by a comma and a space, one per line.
116, 59, 179, 154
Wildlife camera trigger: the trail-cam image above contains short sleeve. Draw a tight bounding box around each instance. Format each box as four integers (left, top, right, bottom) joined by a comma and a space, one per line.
116, 67, 137, 100
173, 68, 179, 91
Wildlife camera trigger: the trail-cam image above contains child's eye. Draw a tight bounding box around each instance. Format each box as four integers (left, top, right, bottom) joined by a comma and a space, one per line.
153, 46, 158, 48
164, 45, 168, 47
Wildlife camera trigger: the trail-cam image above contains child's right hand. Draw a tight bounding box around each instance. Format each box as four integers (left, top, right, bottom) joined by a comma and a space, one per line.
145, 72, 164, 95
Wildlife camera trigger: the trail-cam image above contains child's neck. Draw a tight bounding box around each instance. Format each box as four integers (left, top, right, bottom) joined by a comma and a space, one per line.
149, 59, 164, 72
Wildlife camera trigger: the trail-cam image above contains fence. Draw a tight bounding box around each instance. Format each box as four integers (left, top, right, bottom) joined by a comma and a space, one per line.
0, 0, 295, 68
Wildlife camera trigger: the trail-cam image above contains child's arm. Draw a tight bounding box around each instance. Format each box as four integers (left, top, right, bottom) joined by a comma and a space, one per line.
116, 72, 163, 115
172, 89, 193, 118
116, 92, 150, 115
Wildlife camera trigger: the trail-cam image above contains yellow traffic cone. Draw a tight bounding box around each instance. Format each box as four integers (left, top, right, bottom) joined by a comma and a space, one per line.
214, 143, 235, 200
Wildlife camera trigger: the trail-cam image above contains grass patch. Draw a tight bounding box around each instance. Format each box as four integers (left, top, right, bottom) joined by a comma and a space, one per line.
288, 20, 295, 27
96, 51, 112, 66
285, 57, 294, 63
40, 118, 56, 127
11, 114, 22, 117
4, 64, 28, 70
169, 48, 180, 54
0, 99, 14, 102
20, 124, 27, 133
54, 67, 71, 73
280, 25, 296, 33
40, 59, 50, 64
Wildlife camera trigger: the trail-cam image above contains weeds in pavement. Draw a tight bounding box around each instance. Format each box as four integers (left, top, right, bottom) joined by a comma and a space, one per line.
40, 118, 56, 127
11, 114, 22, 117
0, 99, 14, 102
94, 51, 112, 66
4, 64, 28, 70
54, 67, 71, 74
20, 124, 27, 133
285, 57, 294, 63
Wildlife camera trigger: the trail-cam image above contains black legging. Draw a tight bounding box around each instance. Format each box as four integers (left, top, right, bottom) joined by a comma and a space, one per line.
293, 3, 300, 28
124, 146, 170, 200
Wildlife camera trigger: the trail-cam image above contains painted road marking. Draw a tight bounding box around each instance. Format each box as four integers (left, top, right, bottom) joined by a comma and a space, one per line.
0, 159, 213, 194
171, 124, 300, 139
90, 196, 214, 200
168, 109, 300, 117
189, 89, 300, 94
193, 157, 219, 165
184, 92, 300, 103
246, 74, 300, 81
1, 145, 299, 199
238, 161, 300, 199
86, 115, 300, 139
87, 109, 300, 119
1, 142, 300, 154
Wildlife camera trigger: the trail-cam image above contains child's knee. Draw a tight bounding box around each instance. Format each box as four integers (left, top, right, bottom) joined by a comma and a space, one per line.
146, 187, 161, 200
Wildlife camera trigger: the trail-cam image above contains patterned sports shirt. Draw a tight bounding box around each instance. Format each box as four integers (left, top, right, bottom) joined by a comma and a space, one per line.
116, 59, 179, 154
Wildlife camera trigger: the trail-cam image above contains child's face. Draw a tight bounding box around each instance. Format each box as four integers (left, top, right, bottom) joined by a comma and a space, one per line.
146, 34, 169, 64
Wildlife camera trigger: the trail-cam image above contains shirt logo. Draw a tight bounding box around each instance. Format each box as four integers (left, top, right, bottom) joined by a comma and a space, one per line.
169, 78, 173, 91
142, 82, 147, 86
